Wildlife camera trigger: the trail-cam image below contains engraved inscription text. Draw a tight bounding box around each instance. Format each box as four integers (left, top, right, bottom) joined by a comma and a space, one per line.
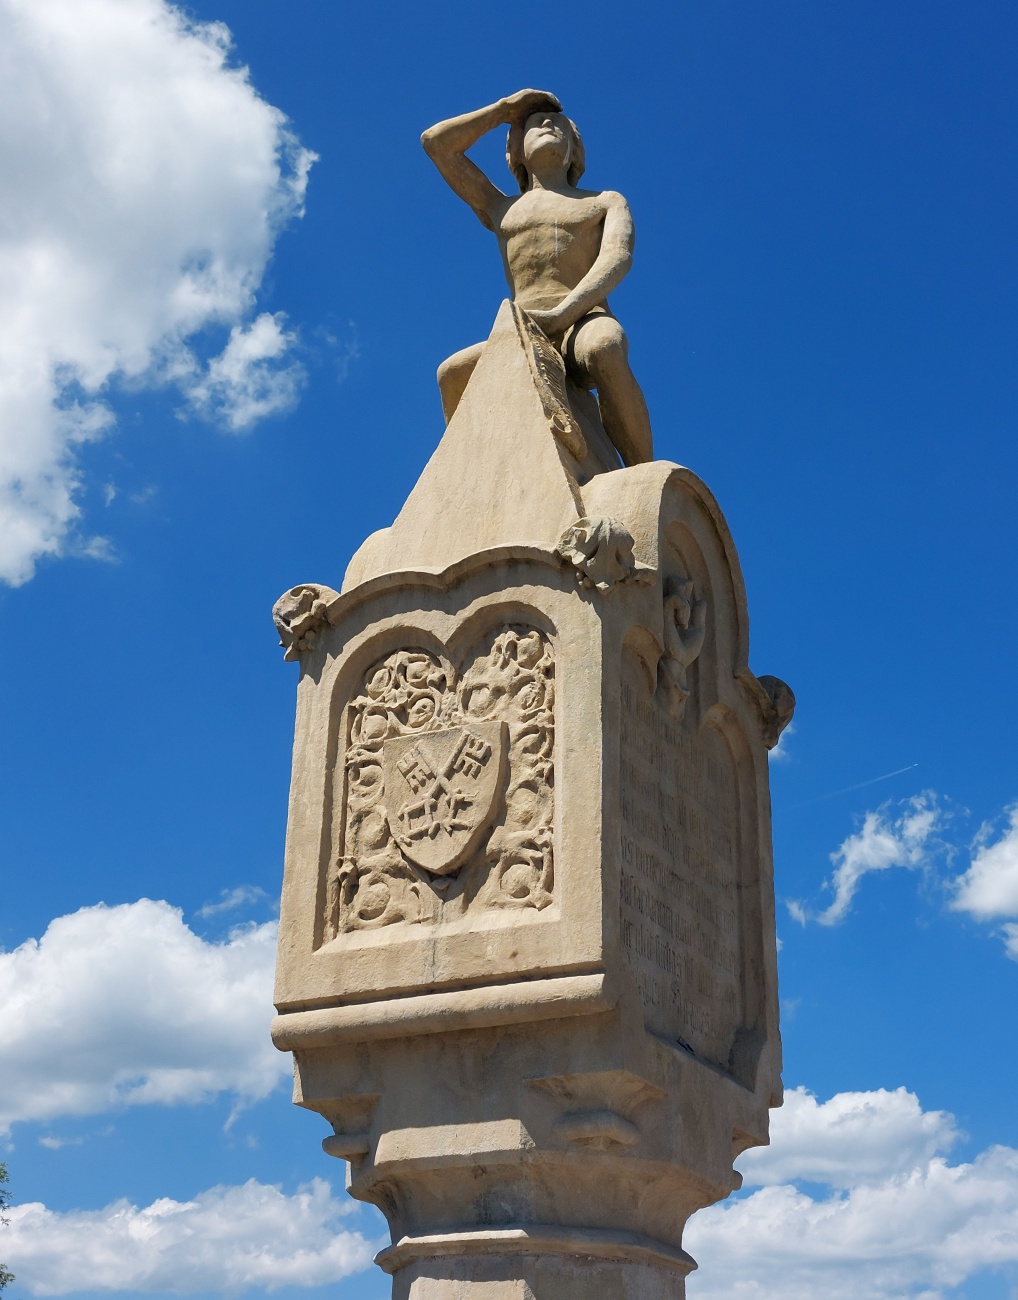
619, 646, 743, 1068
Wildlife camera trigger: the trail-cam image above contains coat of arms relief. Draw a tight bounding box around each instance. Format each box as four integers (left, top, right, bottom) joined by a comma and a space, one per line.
323, 626, 555, 938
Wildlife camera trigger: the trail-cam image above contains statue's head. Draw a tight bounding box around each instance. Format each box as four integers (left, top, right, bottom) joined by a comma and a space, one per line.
506, 111, 585, 192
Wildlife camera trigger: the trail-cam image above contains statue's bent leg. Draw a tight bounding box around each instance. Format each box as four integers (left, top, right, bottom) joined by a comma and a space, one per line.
437, 341, 485, 424
566, 314, 654, 466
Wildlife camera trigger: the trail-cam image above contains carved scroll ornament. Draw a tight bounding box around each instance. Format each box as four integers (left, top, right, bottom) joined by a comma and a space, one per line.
326, 627, 555, 936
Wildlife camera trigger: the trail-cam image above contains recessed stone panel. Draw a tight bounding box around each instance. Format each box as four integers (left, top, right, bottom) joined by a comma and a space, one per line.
619, 643, 745, 1071
322, 624, 556, 941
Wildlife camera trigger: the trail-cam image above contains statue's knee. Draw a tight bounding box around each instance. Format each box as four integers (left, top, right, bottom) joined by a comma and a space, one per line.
437, 344, 480, 388
437, 342, 483, 423
574, 319, 628, 380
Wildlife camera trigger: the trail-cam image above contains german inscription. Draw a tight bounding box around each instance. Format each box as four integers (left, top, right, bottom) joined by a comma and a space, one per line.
619, 645, 744, 1070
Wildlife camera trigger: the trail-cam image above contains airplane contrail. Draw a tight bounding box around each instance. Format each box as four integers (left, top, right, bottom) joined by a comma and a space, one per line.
791, 763, 919, 809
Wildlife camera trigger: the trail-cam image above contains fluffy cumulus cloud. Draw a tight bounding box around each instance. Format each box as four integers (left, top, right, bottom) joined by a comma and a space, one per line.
5, 1178, 377, 1294
686, 1086, 1018, 1300
950, 805, 1018, 959
736, 1086, 959, 1190
789, 793, 942, 926
0, 899, 288, 1132
186, 312, 303, 432
0, 0, 315, 584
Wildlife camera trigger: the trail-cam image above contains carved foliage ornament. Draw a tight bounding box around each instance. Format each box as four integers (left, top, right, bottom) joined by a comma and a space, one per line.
273, 584, 340, 660
556, 515, 636, 591
326, 627, 555, 936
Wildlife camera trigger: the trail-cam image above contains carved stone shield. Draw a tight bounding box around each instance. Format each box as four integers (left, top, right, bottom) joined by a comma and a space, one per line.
382, 722, 507, 876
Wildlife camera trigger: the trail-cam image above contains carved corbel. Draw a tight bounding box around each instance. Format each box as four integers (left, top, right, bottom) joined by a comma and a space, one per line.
556, 515, 636, 591
272, 584, 340, 661
318, 1093, 379, 1167
756, 675, 796, 748
555, 1110, 640, 1151
657, 577, 706, 719
736, 670, 796, 749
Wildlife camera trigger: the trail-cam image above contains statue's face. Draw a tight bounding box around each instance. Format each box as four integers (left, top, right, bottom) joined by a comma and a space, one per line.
522, 112, 572, 172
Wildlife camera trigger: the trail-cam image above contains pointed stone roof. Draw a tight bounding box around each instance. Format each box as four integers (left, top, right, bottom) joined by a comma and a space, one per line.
343, 301, 620, 590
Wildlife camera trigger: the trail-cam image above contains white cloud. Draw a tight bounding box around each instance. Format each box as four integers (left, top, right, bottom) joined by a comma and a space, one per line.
737, 1086, 960, 1190
686, 1087, 1018, 1300
791, 792, 1018, 958
196, 884, 271, 919
185, 311, 303, 431
6, 1178, 377, 1294
951, 804, 1018, 923
0, 899, 289, 1132
768, 720, 794, 763
791, 793, 942, 926
0, 0, 315, 585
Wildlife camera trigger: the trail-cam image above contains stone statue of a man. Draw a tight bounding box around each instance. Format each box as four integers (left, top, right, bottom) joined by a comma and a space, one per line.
422, 90, 653, 468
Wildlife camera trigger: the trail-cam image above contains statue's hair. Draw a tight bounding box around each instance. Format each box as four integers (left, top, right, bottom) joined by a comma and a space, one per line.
506, 114, 585, 192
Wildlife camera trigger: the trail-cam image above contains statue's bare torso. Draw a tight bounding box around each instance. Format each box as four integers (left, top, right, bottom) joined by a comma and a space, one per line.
495, 189, 618, 314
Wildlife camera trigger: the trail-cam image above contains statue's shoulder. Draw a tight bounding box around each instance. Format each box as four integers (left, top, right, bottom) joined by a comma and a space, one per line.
571, 187, 630, 212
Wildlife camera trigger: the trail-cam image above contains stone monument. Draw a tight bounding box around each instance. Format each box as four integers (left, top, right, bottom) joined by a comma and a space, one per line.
271, 90, 793, 1299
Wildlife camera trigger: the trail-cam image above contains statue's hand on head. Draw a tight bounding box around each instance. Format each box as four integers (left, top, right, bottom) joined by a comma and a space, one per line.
420, 91, 564, 231
499, 89, 561, 124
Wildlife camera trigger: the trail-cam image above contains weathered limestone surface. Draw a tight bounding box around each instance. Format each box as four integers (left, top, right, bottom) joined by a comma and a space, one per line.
343, 300, 619, 593
272, 315, 791, 1299
271, 91, 792, 1298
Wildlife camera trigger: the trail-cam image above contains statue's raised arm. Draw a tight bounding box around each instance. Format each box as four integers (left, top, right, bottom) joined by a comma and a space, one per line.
421, 90, 562, 230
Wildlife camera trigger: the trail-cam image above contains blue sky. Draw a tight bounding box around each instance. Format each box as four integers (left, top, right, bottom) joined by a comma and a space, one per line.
0, 0, 1016, 1295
